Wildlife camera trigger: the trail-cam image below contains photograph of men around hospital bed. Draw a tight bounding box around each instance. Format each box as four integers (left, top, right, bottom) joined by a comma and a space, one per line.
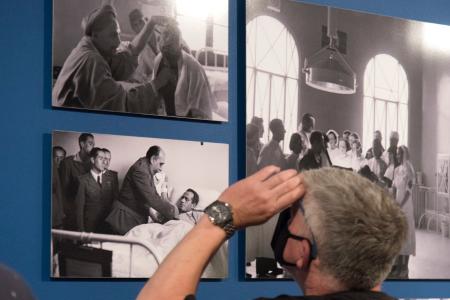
52, 0, 228, 121
51, 131, 228, 278
245, 0, 450, 280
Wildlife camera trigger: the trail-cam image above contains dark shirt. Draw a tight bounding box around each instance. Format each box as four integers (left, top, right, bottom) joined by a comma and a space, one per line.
298, 150, 321, 171
59, 154, 91, 229
255, 291, 396, 300
184, 291, 396, 300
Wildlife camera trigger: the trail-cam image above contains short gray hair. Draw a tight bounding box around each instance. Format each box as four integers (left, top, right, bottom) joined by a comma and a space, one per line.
302, 167, 407, 290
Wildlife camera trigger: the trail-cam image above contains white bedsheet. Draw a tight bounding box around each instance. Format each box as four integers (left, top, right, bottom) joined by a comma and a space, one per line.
100, 220, 228, 278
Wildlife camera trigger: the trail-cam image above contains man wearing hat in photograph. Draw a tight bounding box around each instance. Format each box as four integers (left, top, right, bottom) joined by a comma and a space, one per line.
52, 0, 174, 114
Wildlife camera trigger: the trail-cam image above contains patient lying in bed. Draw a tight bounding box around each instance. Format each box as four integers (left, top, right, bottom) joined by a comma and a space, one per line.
150, 188, 203, 224
99, 188, 227, 278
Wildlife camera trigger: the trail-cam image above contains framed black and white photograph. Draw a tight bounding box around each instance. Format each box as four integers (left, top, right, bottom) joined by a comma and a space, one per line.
245, 0, 450, 280
51, 130, 229, 278
52, 0, 229, 121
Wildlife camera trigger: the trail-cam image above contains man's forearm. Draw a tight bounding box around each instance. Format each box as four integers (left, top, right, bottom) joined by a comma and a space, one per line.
130, 22, 156, 56
136, 215, 226, 300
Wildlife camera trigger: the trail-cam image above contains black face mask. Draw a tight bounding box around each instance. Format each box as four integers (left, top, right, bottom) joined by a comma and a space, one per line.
271, 208, 317, 267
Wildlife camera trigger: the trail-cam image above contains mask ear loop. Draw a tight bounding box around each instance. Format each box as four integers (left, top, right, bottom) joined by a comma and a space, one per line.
299, 201, 318, 260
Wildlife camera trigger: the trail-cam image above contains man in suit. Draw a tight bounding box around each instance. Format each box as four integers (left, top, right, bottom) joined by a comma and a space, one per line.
75, 148, 118, 233
298, 113, 315, 153
257, 118, 286, 170
59, 133, 95, 230
106, 145, 176, 234
299, 131, 331, 171
101, 148, 120, 193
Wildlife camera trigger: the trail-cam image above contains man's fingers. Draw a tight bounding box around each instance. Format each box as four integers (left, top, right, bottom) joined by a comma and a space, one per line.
270, 173, 304, 206
250, 166, 280, 182
275, 184, 306, 213
263, 168, 298, 189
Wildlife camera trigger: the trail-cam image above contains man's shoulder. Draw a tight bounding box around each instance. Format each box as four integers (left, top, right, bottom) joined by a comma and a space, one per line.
69, 37, 106, 65
104, 169, 118, 177
61, 155, 76, 166
78, 172, 92, 181
182, 51, 203, 69
131, 157, 150, 171
260, 140, 277, 153
255, 291, 396, 300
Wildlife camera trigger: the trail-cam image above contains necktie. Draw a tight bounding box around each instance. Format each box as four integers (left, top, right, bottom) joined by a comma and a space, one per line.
97, 175, 101, 186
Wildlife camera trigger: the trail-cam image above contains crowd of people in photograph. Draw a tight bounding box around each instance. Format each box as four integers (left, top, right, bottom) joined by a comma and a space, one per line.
246, 113, 416, 278
52, 0, 217, 119
52, 133, 203, 236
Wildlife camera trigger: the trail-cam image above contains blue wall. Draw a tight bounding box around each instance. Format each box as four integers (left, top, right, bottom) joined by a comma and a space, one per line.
0, 0, 449, 299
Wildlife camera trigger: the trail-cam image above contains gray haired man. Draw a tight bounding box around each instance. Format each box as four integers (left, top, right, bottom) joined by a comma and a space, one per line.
137, 167, 407, 300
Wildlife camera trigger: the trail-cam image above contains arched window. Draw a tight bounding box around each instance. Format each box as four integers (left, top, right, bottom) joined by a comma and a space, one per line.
246, 16, 299, 152
363, 54, 409, 151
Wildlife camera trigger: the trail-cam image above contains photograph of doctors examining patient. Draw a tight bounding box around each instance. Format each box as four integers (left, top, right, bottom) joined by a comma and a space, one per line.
52, 0, 228, 121
51, 131, 228, 278
246, 0, 450, 280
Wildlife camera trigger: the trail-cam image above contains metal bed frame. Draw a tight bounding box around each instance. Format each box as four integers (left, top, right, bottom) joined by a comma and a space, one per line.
52, 229, 162, 277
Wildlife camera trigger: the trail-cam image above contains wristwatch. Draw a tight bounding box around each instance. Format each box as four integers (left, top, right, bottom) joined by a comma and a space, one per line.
204, 200, 236, 239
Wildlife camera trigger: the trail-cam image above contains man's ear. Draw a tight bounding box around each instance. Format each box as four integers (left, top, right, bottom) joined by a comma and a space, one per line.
90, 157, 95, 165
295, 240, 312, 270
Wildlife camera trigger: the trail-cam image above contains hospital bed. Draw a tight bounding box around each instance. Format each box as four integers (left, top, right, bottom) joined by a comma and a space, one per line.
414, 185, 450, 236
195, 47, 228, 121
52, 187, 228, 278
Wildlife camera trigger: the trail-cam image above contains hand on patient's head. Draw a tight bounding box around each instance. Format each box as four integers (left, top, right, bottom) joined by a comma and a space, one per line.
149, 15, 170, 27
219, 166, 305, 229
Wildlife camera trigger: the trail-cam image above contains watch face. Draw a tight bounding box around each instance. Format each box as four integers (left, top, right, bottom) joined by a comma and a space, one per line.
206, 201, 231, 225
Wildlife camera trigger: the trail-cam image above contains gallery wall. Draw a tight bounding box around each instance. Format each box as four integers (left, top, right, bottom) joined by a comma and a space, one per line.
1, 0, 450, 299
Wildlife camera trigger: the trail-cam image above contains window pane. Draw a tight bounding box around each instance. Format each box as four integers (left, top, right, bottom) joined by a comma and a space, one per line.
363, 54, 408, 154
246, 20, 257, 67
255, 17, 284, 74
177, 16, 207, 51
374, 100, 386, 145
363, 97, 374, 152
213, 25, 228, 53
286, 36, 299, 78
269, 76, 285, 121
374, 87, 397, 102
269, 76, 285, 150
254, 72, 271, 143
374, 54, 399, 93
246, 16, 299, 149
285, 78, 299, 153
386, 102, 398, 141
246, 68, 255, 123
